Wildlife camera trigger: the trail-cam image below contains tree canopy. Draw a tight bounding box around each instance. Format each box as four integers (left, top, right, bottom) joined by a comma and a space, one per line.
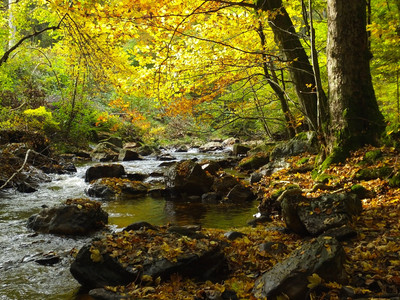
0, 0, 399, 150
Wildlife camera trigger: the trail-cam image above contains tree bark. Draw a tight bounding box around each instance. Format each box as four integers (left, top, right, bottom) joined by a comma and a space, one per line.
326, 0, 385, 155
256, 0, 328, 132
257, 22, 296, 138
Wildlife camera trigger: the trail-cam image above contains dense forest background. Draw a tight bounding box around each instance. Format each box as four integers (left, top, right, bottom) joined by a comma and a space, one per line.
0, 0, 399, 152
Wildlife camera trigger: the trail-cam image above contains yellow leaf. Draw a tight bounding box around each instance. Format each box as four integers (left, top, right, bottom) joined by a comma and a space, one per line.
277, 293, 290, 300
141, 275, 153, 282
90, 248, 103, 263
243, 236, 251, 244
142, 286, 156, 293
307, 273, 322, 289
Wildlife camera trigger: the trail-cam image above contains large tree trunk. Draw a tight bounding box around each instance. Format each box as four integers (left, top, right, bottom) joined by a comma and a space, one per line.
326, 0, 385, 157
256, 0, 328, 132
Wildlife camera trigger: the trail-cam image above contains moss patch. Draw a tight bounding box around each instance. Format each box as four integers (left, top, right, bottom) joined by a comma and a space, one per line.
354, 166, 393, 180
238, 152, 269, 170
362, 149, 383, 164
388, 172, 400, 187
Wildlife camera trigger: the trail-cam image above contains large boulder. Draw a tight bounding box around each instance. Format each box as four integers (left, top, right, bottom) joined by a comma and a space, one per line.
279, 189, 362, 235
212, 173, 238, 197
270, 131, 318, 160
100, 136, 123, 148
232, 144, 251, 156
222, 137, 240, 147
253, 236, 346, 300
85, 164, 125, 182
27, 198, 108, 235
250, 158, 291, 183
199, 141, 223, 152
118, 149, 141, 161
86, 178, 148, 198
225, 184, 255, 202
238, 152, 270, 171
91, 142, 120, 162
201, 161, 221, 175
165, 160, 214, 196
70, 226, 226, 289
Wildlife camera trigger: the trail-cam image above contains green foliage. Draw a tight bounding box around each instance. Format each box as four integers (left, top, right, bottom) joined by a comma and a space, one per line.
370, 0, 400, 126
363, 149, 383, 163
297, 157, 310, 165
53, 100, 100, 144
0, 0, 398, 153
388, 172, 400, 187
0, 107, 23, 130
23, 106, 59, 133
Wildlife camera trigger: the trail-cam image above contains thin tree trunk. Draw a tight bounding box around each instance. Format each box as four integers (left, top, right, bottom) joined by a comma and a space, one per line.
257, 21, 296, 138
397, 68, 399, 124
8, 0, 16, 50
256, 0, 328, 132
326, 0, 385, 155
308, 0, 329, 134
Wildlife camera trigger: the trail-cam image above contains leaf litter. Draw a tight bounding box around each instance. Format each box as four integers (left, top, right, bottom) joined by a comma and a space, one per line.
91, 146, 400, 299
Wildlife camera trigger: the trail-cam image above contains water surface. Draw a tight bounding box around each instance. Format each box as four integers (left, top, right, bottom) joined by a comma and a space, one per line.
0, 150, 257, 299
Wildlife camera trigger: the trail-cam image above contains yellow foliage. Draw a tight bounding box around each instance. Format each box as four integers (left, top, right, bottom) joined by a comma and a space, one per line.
307, 273, 323, 289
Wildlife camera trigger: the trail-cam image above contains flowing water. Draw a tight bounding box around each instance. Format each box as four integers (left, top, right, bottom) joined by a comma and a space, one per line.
0, 150, 257, 299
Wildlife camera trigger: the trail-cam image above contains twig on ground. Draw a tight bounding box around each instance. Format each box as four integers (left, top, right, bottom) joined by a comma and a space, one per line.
0, 149, 38, 190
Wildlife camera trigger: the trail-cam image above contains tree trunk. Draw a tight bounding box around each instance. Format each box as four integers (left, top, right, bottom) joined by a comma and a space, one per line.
326, 0, 385, 157
257, 22, 296, 138
256, 0, 328, 132
8, 0, 16, 50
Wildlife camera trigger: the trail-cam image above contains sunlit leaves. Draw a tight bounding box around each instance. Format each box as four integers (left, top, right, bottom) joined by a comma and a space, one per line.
307, 273, 323, 289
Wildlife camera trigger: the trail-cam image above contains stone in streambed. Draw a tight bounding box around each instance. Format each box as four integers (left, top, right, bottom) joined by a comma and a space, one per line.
70, 226, 227, 289
27, 198, 108, 235
279, 189, 362, 236
118, 149, 141, 161
253, 236, 346, 300
85, 164, 125, 182
165, 160, 214, 196
86, 178, 148, 198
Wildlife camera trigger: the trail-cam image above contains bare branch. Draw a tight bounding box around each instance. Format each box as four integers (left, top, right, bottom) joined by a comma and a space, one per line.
0, 149, 32, 190
0, 14, 67, 66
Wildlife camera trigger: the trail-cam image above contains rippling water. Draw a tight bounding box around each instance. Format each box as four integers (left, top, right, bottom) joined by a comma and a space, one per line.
0, 150, 257, 299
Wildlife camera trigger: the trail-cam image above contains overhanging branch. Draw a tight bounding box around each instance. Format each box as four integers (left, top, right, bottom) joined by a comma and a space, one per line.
0, 14, 67, 67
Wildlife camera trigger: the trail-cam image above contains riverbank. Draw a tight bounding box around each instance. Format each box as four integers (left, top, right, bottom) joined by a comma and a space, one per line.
1, 130, 399, 299
74, 145, 400, 300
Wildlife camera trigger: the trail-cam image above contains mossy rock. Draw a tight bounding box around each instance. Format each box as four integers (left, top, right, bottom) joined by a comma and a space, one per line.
248, 143, 275, 155
238, 152, 269, 171
311, 170, 334, 184
297, 157, 310, 165
350, 184, 374, 199
318, 147, 348, 171
271, 184, 300, 201
354, 166, 393, 180
388, 172, 400, 187
360, 150, 383, 164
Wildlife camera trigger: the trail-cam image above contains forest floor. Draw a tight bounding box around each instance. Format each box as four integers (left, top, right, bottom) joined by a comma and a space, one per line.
99, 145, 400, 299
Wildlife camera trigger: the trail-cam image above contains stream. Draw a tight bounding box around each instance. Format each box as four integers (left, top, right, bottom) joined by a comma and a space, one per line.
0, 149, 257, 299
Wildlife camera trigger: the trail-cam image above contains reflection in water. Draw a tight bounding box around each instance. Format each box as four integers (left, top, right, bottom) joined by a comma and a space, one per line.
105, 195, 257, 230
0, 150, 257, 299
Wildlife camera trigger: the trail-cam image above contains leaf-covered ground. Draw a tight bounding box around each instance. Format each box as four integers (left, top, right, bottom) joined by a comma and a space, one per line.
89, 146, 400, 299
